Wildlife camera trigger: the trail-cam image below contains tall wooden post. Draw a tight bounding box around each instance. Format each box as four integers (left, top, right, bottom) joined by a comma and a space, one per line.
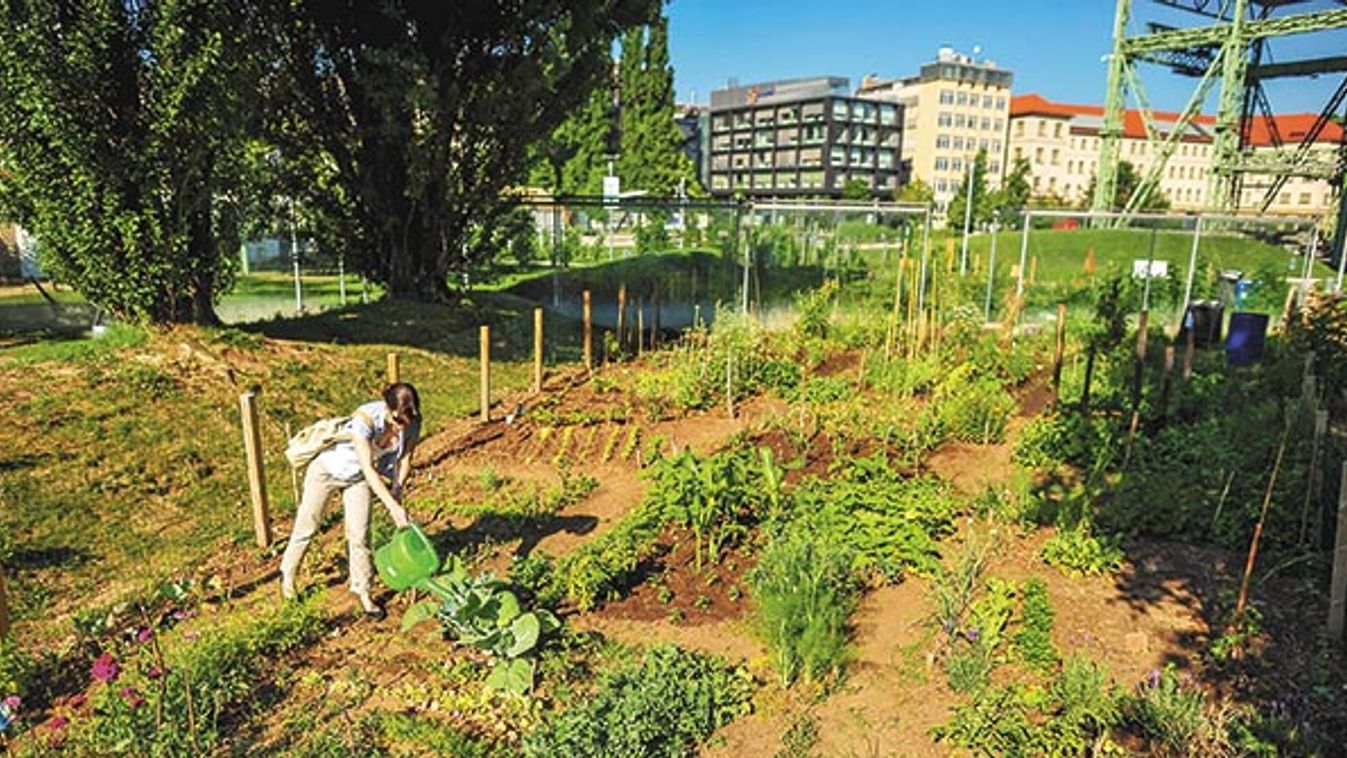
0, 561, 10, 638
238, 392, 271, 548
637, 303, 645, 357
1328, 462, 1347, 641
1052, 304, 1067, 399
387, 352, 399, 385
478, 326, 491, 422
533, 307, 544, 394
1301, 410, 1329, 546
1158, 346, 1176, 423
583, 290, 593, 371
617, 283, 627, 354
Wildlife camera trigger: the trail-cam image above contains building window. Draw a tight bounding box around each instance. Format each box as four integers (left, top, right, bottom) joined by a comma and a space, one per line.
1014, 121, 1024, 137
832, 100, 848, 119
1054, 123, 1063, 138
1035, 147, 1044, 163
1299, 192, 1311, 205
952, 136, 964, 150
995, 118, 1003, 131
1279, 192, 1290, 205
992, 139, 1001, 153
990, 161, 1001, 174
996, 97, 1006, 109
936, 135, 951, 149
979, 139, 989, 151
982, 95, 994, 109
938, 111, 952, 127
1037, 121, 1046, 137
939, 89, 954, 105
957, 92, 968, 106
952, 157, 963, 172
981, 117, 991, 131
955, 114, 967, 128
935, 157, 949, 171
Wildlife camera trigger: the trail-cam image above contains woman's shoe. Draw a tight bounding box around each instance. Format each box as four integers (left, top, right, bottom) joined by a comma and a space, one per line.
356, 592, 386, 621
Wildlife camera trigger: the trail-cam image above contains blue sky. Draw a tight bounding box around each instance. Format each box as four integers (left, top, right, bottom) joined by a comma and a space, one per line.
666, 0, 1346, 115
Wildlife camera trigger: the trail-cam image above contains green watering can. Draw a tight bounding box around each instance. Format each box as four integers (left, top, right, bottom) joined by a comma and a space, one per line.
374, 524, 442, 592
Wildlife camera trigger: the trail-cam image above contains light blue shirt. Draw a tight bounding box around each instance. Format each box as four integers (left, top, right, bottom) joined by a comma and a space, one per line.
316, 400, 421, 483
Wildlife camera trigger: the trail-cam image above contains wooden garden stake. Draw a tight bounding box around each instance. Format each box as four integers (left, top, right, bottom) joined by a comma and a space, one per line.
652, 285, 661, 349
238, 392, 271, 548
1030, 255, 1038, 285
479, 326, 490, 423
886, 259, 905, 360
637, 304, 645, 356
0, 560, 10, 638
533, 307, 544, 393
583, 290, 593, 371
617, 283, 627, 353
1329, 462, 1347, 641
1234, 426, 1290, 625
1052, 304, 1066, 399
386, 352, 399, 385
1299, 410, 1329, 546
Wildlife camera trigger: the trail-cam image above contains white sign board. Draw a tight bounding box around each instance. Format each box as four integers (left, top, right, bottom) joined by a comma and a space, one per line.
1132, 259, 1169, 279
602, 176, 620, 205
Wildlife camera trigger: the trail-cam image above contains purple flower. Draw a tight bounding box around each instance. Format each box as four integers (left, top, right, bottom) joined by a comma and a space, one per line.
964, 627, 981, 643
119, 687, 145, 710
172, 609, 196, 621
91, 653, 121, 684
2, 696, 20, 711
146, 665, 164, 680
136, 628, 154, 644
1146, 669, 1162, 689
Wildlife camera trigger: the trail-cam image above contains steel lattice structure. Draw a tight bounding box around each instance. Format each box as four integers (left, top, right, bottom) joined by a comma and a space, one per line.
1092, 0, 1347, 258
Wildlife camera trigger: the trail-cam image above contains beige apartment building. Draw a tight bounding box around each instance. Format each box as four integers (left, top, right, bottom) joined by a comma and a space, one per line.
858, 46, 1013, 209
1008, 93, 1343, 220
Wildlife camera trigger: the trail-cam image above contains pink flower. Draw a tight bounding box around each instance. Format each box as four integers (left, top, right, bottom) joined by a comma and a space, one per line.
91, 653, 121, 684
45, 715, 69, 732
146, 665, 164, 680
119, 687, 145, 709
67, 693, 87, 709
2, 695, 19, 711
136, 628, 154, 644
172, 609, 196, 621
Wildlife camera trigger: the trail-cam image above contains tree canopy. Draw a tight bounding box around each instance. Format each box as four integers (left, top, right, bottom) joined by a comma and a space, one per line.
0, 0, 275, 324
274, 0, 659, 302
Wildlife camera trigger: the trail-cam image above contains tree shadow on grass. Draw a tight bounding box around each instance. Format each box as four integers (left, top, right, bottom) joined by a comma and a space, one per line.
239, 291, 586, 363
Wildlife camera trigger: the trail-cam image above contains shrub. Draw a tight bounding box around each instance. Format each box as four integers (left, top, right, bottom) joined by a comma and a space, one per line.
523, 645, 752, 757
1125, 665, 1221, 755
750, 534, 856, 687
932, 365, 1017, 444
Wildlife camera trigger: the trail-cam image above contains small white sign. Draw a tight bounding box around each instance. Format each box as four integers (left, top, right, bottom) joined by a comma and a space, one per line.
1132, 259, 1169, 279
602, 176, 620, 205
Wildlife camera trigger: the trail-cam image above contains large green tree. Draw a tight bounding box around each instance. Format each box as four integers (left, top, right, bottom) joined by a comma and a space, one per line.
531, 77, 618, 196
1083, 160, 1170, 212
988, 157, 1032, 222
617, 14, 699, 196
276, 1, 656, 301
0, 0, 272, 324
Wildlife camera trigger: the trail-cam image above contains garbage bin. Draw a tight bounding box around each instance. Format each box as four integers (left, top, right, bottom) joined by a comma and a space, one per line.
1225, 312, 1269, 366
1182, 301, 1223, 348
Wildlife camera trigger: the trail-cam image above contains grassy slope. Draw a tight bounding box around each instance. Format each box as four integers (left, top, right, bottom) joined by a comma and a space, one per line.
0, 296, 568, 643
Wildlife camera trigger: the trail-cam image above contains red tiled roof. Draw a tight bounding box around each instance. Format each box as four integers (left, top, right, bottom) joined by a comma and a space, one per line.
1011, 93, 1344, 147
1242, 112, 1345, 148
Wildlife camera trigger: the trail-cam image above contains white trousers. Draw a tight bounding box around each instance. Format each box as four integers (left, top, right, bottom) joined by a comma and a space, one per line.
279, 458, 373, 595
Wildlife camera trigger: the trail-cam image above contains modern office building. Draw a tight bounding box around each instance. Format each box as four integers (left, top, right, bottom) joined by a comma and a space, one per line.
857, 46, 1014, 209
705, 77, 905, 198
1008, 93, 1344, 219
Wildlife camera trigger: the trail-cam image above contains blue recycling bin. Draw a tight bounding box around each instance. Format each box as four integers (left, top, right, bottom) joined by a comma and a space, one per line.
1225, 312, 1269, 366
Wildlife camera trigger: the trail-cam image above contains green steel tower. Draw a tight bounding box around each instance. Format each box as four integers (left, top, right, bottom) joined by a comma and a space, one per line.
1093, 0, 1347, 249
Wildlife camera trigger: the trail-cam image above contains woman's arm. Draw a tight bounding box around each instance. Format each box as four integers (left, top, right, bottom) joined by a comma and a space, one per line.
352, 433, 410, 528
391, 437, 418, 501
